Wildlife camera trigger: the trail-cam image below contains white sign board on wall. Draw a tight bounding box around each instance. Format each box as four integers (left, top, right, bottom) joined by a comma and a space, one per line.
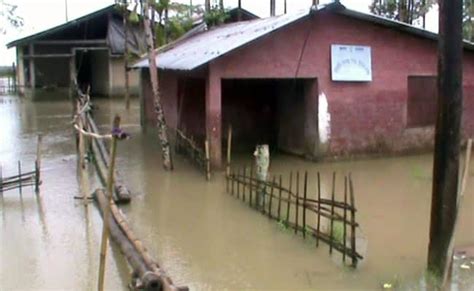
331, 45, 372, 82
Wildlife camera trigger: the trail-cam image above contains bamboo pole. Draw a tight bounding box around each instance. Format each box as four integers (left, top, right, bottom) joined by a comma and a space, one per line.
243, 167, 247, 202
249, 166, 253, 207
268, 176, 275, 218
231, 168, 235, 196
303, 171, 308, 239
317, 172, 321, 247
0, 164, 3, 194
286, 172, 292, 226
205, 140, 211, 181
237, 167, 241, 199
97, 116, 120, 291
329, 172, 336, 254
277, 175, 282, 220
77, 101, 86, 171
226, 126, 232, 177
18, 161, 22, 194
35, 135, 42, 193
349, 173, 357, 267
295, 172, 299, 235
343, 175, 348, 263
460, 139, 472, 196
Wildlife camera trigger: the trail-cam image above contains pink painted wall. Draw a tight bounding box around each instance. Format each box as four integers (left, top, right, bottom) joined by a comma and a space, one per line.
143, 10, 474, 159
211, 11, 474, 157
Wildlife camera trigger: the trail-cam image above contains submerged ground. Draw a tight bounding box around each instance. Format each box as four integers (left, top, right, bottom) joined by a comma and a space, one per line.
0, 96, 473, 290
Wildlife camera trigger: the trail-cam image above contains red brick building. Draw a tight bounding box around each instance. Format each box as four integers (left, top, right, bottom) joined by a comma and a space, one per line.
135, 2, 474, 168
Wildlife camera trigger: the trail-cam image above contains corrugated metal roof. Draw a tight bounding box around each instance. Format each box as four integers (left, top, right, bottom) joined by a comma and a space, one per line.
133, 2, 474, 71
133, 8, 311, 70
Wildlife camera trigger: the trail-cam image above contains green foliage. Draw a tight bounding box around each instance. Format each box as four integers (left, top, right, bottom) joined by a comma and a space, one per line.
0, 0, 23, 34
331, 221, 345, 244
204, 6, 229, 27
369, 0, 435, 25
463, 0, 474, 41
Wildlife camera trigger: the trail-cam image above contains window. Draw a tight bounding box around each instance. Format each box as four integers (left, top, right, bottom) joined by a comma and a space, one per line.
407, 76, 437, 127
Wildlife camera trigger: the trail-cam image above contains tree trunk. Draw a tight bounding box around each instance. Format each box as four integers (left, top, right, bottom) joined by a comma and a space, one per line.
270, 0, 276, 16
143, 0, 174, 171
205, 0, 211, 12
122, 1, 131, 110
219, 0, 224, 10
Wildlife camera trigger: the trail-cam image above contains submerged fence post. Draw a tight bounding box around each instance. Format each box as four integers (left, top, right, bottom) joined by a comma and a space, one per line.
303, 171, 308, 239
295, 171, 300, 235
343, 175, 348, 263
249, 166, 254, 208
329, 172, 336, 254
316, 172, 321, 247
277, 175, 282, 221
35, 135, 42, 193
286, 172, 292, 226
97, 115, 120, 291
268, 176, 275, 219
18, 161, 22, 195
349, 173, 357, 267
0, 163, 3, 194
255, 145, 270, 210
205, 140, 211, 181
243, 167, 247, 202
226, 125, 232, 177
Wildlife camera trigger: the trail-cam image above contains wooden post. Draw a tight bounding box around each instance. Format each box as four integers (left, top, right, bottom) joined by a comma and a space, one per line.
226, 126, 232, 177
35, 135, 42, 193
249, 166, 253, 207
205, 140, 211, 181
123, 1, 131, 110
329, 172, 336, 254
286, 172, 292, 226
316, 172, 321, 247
237, 167, 241, 199
97, 116, 120, 291
270, 0, 276, 16
343, 175, 348, 263
231, 168, 235, 196
303, 171, 308, 239
277, 175, 282, 220
268, 176, 275, 218
428, 0, 463, 282
295, 171, 299, 234
243, 167, 247, 202
18, 161, 22, 194
28, 44, 35, 90
0, 163, 3, 194
349, 174, 357, 267
77, 101, 86, 171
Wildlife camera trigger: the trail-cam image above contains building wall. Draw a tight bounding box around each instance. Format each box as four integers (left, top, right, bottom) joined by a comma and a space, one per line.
109, 56, 140, 97
211, 11, 474, 157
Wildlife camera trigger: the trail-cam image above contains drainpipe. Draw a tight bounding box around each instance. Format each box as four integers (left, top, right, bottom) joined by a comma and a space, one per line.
270, 0, 276, 16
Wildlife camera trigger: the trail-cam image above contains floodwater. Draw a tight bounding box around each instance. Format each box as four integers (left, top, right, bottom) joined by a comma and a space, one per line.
0, 95, 473, 290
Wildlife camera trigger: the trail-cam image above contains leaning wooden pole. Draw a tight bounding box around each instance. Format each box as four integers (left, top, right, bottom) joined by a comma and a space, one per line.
97, 116, 120, 291
122, 0, 131, 110
143, 0, 173, 170
427, 0, 463, 284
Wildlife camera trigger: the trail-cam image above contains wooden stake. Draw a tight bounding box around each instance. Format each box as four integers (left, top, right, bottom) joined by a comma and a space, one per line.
303, 171, 308, 239
226, 125, 232, 177
295, 171, 299, 235
35, 134, 42, 192
18, 161, 22, 194
231, 168, 235, 196
0, 163, 3, 194
349, 173, 357, 267
237, 167, 241, 199
317, 172, 321, 247
243, 167, 247, 202
97, 115, 120, 291
268, 176, 275, 218
330, 172, 336, 254
205, 140, 211, 181
343, 175, 348, 263
249, 166, 253, 207
286, 172, 292, 226
77, 101, 86, 171
277, 175, 282, 220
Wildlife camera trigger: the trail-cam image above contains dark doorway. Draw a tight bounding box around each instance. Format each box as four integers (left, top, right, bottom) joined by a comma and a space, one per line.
222, 78, 318, 156
75, 51, 92, 92
75, 49, 110, 97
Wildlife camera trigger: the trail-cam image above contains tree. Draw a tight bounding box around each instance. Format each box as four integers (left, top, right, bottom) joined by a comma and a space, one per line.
143, 0, 174, 170
0, 0, 23, 34
369, 0, 435, 27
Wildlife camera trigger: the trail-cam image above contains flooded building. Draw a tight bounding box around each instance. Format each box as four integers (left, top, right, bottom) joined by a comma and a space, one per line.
135, 2, 474, 167
6, 4, 145, 99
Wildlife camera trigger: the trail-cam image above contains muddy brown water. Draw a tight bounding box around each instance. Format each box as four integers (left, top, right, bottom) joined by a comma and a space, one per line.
0, 96, 473, 290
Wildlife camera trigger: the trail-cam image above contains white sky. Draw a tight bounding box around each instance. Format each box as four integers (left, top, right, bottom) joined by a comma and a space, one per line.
0, 0, 439, 65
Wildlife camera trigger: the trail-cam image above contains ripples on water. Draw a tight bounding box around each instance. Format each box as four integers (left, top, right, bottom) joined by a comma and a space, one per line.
0, 95, 472, 290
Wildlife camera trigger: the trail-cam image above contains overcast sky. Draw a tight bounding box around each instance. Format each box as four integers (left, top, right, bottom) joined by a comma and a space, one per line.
0, 0, 439, 65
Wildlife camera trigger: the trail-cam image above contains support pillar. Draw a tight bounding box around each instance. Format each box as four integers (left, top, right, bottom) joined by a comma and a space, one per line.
16, 47, 25, 95
304, 79, 319, 159
28, 44, 35, 89
205, 68, 222, 169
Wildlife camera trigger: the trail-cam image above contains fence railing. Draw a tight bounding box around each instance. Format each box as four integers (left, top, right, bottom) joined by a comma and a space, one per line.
173, 128, 211, 180
226, 166, 363, 267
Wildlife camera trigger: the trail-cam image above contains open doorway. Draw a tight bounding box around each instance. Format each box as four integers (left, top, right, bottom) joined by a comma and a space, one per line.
222, 78, 318, 156
75, 49, 110, 97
